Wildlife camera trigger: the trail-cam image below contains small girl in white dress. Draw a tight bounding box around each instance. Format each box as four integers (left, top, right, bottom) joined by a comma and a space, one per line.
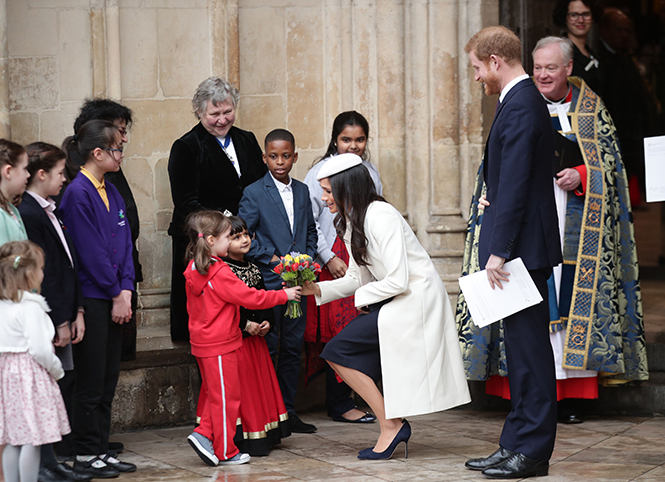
0, 240, 70, 482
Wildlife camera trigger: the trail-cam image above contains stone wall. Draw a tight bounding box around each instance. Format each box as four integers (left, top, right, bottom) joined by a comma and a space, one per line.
2, 0, 500, 328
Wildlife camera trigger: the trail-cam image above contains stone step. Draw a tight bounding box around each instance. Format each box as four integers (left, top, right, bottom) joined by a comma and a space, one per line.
112, 324, 325, 432
596, 372, 665, 416
646, 343, 665, 372
112, 326, 197, 432
112, 328, 664, 431
464, 371, 665, 417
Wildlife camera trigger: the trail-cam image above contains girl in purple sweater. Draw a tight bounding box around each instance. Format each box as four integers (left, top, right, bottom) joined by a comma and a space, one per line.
59, 120, 136, 478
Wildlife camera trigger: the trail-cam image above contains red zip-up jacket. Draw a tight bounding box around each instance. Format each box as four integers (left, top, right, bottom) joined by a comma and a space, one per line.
185, 257, 288, 358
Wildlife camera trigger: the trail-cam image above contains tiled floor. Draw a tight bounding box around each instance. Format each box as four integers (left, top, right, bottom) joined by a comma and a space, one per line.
105, 409, 665, 481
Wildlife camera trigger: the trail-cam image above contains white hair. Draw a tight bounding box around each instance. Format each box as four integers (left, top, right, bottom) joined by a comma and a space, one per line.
191, 77, 240, 118
532, 36, 574, 64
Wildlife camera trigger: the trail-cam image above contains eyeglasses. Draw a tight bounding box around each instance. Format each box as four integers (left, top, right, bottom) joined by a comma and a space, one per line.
567, 11, 592, 21
104, 147, 124, 155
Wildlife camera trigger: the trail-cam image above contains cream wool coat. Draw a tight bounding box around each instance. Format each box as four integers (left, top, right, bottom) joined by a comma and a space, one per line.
316, 201, 471, 419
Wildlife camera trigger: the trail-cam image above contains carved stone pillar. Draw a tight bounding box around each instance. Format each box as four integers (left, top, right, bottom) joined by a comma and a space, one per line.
211, 0, 240, 88
405, 0, 499, 294
0, 0, 10, 138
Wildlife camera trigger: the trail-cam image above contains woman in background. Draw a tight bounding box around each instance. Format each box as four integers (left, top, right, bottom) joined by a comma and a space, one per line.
553, 0, 603, 95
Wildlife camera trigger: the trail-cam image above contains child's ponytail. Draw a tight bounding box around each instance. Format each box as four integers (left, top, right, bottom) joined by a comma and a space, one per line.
61, 119, 118, 182
184, 210, 232, 275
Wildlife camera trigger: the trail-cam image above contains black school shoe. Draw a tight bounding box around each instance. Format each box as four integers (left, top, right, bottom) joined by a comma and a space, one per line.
73, 457, 119, 479
100, 454, 137, 473
287, 412, 317, 433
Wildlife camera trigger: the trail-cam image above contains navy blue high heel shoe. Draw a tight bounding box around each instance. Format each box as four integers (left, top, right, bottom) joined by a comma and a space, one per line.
357, 420, 411, 460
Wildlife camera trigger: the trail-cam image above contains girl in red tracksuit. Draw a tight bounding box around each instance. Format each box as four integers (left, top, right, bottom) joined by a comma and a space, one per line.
183, 210, 301, 467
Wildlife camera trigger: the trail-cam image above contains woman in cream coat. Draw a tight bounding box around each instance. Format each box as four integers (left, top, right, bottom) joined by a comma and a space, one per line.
302, 153, 470, 460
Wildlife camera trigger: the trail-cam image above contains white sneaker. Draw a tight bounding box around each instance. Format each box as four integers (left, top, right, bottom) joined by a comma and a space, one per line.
218, 452, 251, 465
187, 432, 219, 466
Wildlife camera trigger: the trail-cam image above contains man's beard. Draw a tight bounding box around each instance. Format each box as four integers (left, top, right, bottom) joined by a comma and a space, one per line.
484, 71, 501, 96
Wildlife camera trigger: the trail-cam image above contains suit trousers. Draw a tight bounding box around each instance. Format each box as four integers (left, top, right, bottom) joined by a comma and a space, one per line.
71, 298, 122, 456
499, 268, 557, 461
265, 303, 307, 413
54, 369, 76, 457
195, 353, 241, 460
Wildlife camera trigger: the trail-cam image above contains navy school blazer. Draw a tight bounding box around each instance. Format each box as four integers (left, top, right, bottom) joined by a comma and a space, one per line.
18, 193, 83, 328
238, 172, 318, 289
479, 78, 563, 271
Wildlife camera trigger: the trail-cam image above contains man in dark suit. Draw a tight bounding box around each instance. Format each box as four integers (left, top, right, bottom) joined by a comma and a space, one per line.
238, 129, 318, 434
463, 26, 562, 479
168, 77, 267, 342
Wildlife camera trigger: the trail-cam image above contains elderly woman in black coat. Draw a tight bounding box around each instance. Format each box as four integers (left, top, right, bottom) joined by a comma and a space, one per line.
168, 77, 266, 341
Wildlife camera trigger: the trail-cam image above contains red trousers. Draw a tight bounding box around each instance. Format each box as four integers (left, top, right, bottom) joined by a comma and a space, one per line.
194, 353, 240, 460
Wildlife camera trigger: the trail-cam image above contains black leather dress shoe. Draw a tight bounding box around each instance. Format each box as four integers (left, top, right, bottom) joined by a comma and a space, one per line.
482, 452, 549, 479
52, 463, 93, 482
465, 446, 515, 471
288, 412, 317, 433
559, 413, 584, 424
38, 467, 68, 482
101, 454, 137, 473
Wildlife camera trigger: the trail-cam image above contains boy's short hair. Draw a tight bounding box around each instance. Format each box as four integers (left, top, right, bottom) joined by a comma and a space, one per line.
465, 26, 522, 66
264, 129, 295, 150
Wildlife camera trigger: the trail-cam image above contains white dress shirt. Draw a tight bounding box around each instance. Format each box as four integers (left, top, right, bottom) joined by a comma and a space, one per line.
269, 172, 294, 232
217, 136, 241, 177
499, 73, 530, 103
26, 190, 73, 265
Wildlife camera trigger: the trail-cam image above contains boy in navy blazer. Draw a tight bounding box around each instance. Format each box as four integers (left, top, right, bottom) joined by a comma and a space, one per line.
238, 129, 318, 434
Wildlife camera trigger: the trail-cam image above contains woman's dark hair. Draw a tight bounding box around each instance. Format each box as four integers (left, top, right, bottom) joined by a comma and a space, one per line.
329, 164, 385, 267
26, 142, 66, 184
0, 139, 26, 210
63, 99, 132, 181
228, 215, 248, 236
73, 98, 133, 133
315, 111, 370, 166
552, 0, 601, 30
62, 120, 119, 178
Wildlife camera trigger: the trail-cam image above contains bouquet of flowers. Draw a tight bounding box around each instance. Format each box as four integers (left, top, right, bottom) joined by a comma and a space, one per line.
273, 252, 321, 318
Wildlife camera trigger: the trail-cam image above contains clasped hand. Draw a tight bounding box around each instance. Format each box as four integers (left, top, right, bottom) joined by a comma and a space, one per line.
326, 256, 347, 279
112, 290, 133, 324
556, 168, 581, 191
245, 320, 270, 336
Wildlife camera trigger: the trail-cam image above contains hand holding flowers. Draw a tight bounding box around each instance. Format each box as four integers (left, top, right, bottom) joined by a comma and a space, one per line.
273, 252, 321, 318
